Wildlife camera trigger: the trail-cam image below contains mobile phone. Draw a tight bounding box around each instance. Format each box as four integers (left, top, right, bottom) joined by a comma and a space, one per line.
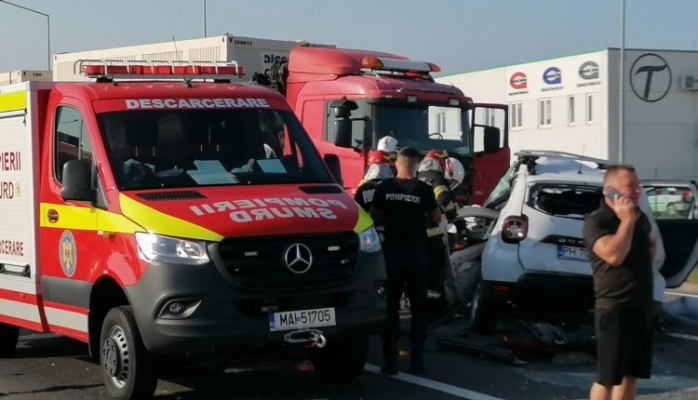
604, 187, 623, 202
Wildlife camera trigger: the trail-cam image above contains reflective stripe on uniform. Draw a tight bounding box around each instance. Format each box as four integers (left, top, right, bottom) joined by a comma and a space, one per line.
427, 226, 443, 237
352, 207, 373, 233
0, 91, 27, 113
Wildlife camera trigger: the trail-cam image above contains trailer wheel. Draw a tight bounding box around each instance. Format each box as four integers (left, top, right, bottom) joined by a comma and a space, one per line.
469, 278, 499, 334
0, 323, 19, 358
100, 306, 158, 400
311, 334, 368, 383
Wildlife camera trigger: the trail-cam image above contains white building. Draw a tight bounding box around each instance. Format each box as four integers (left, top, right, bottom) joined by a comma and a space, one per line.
436, 48, 698, 178
0, 70, 52, 86
53, 34, 335, 82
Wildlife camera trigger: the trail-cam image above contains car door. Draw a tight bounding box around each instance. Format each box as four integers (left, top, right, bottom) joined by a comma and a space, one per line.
642, 179, 698, 288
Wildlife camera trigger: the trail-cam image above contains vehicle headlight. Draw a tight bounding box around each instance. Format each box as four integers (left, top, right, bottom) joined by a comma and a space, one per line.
135, 232, 210, 265
358, 226, 381, 253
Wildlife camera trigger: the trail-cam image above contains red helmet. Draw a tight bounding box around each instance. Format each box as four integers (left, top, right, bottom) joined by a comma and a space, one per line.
367, 150, 395, 166
425, 149, 449, 167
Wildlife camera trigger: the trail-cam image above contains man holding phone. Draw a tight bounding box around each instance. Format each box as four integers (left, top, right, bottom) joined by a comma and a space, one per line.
583, 164, 657, 400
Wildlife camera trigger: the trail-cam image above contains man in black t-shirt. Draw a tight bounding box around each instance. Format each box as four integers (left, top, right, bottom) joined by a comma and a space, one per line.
371, 146, 441, 376
583, 164, 657, 400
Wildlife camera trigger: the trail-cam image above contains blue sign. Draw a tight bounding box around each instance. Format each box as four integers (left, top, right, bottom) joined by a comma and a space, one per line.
543, 67, 562, 85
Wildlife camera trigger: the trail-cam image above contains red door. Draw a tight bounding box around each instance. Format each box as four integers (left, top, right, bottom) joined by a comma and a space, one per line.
470, 103, 511, 205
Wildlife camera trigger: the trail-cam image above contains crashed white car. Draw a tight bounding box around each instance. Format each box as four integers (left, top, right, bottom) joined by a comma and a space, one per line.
455, 150, 698, 334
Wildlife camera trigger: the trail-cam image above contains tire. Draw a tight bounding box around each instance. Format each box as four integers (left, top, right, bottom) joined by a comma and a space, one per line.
469, 278, 499, 334
311, 334, 369, 383
100, 306, 159, 400
0, 323, 19, 358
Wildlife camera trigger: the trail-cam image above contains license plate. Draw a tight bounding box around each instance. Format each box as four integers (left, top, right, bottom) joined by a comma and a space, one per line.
268, 308, 336, 332
557, 244, 588, 261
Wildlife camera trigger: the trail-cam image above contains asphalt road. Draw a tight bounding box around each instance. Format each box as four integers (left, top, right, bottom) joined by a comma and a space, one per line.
2, 307, 698, 400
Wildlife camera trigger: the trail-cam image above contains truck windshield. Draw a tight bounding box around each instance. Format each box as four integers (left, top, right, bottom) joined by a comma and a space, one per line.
372, 104, 470, 157
96, 108, 333, 190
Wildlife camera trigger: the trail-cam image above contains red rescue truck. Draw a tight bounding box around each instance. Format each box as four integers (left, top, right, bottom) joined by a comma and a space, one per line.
252, 46, 511, 204
0, 60, 387, 399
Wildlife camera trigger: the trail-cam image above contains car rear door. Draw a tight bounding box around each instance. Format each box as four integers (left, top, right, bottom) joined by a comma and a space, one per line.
516, 182, 602, 275
642, 179, 698, 288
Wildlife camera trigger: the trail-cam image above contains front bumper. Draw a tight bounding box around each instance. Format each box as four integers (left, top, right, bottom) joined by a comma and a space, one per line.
124, 249, 387, 355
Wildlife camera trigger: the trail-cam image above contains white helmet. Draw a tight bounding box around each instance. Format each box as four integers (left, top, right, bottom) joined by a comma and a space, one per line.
444, 157, 465, 189
377, 136, 399, 153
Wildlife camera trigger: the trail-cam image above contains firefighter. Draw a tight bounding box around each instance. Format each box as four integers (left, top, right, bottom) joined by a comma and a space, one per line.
370, 146, 441, 375
415, 150, 461, 320
354, 150, 395, 242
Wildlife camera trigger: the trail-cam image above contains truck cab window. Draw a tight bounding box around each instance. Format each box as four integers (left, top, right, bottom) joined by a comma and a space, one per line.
325, 100, 367, 145
54, 106, 93, 183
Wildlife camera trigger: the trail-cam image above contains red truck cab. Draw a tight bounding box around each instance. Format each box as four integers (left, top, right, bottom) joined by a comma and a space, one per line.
254, 46, 510, 204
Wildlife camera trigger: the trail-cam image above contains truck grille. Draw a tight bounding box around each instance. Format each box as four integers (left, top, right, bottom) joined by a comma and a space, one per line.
216, 232, 359, 293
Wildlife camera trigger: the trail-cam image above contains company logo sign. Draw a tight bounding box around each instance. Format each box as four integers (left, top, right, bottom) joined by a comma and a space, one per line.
543, 67, 562, 85
630, 53, 672, 103
284, 243, 313, 274
578, 61, 599, 80
509, 72, 527, 89
262, 53, 288, 65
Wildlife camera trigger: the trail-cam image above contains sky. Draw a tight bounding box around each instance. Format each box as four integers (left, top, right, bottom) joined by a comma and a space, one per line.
1, 0, 697, 77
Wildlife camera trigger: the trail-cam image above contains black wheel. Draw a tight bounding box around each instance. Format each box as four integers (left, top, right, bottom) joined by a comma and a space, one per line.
100, 306, 158, 400
311, 334, 369, 383
0, 323, 19, 358
469, 278, 499, 334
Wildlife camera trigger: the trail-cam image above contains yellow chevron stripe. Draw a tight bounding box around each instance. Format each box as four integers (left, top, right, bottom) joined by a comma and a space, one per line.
0, 91, 27, 113
118, 193, 223, 242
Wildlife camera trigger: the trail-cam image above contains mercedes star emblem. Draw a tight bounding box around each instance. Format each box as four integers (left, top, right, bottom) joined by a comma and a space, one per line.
284, 243, 313, 274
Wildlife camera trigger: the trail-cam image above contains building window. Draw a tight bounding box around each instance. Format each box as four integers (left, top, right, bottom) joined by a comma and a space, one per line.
509, 102, 522, 129
538, 98, 551, 127
586, 93, 594, 123
568, 96, 575, 125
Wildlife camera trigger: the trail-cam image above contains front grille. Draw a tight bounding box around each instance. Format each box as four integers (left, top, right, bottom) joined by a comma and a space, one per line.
217, 232, 359, 293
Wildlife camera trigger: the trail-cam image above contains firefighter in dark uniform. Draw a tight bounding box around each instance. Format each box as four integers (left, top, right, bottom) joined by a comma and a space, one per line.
371, 146, 441, 375
416, 150, 461, 319
354, 150, 396, 242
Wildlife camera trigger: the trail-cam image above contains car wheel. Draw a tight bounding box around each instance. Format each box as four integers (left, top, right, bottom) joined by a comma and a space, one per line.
469, 278, 499, 334
0, 323, 19, 358
100, 306, 159, 400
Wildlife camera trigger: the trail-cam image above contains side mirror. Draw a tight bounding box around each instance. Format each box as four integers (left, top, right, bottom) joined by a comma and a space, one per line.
60, 159, 96, 202
483, 126, 500, 154
329, 98, 358, 119
323, 154, 343, 186
333, 119, 353, 148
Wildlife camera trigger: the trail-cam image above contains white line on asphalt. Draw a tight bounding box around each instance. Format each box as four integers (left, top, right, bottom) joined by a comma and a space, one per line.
666, 332, 698, 342
665, 291, 698, 299
364, 363, 505, 400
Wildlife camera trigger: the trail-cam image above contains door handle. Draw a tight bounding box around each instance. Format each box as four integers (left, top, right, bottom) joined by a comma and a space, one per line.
47, 209, 59, 223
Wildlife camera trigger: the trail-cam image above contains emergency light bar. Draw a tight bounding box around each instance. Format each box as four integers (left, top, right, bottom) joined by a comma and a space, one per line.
73, 59, 246, 81
361, 56, 440, 73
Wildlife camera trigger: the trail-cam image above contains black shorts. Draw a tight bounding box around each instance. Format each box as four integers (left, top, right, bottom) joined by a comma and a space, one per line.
594, 308, 655, 386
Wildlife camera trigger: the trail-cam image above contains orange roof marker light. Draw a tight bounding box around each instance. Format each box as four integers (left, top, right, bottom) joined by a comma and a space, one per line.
360, 56, 440, 74
73, 59, 246, 83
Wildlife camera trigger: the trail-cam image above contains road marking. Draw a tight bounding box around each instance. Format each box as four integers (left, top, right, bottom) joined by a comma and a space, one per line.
666, 332, 698, 342
364, 363, 505, 400
665, 291, 698, 299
